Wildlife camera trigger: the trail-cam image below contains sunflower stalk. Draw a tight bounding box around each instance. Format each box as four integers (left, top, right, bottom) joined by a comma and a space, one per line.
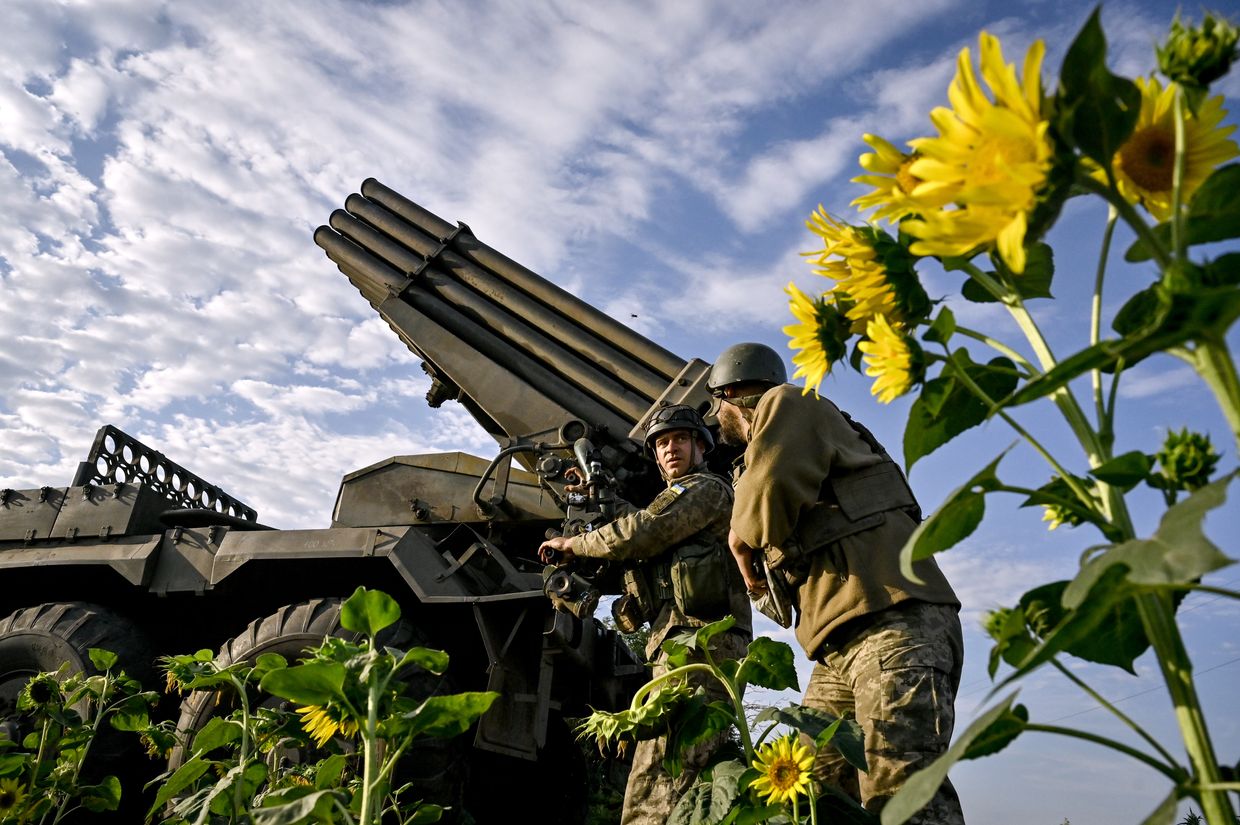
1023, 722, 1183, 782
1175, 339, 1240, 454
1074, 173, 1174, 269
1091, 208, 1119, 451
1134, 592, 1235, 823
1172, 84, 1188, 261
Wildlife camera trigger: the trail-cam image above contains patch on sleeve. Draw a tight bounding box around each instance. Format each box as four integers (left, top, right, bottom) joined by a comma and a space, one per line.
647, 484, 686, 515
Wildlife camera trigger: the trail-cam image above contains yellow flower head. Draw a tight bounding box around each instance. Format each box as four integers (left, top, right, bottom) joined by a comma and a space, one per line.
1109, 76, 1238, 222
297, 704, 358, 749
750, 734, 814, 806
850, 133, 951, 222
783, 283, 852, 397
858, 313, 919, 403
0, 777, 27, 816
903, 32, 1052, 273
804, 208, 900, 332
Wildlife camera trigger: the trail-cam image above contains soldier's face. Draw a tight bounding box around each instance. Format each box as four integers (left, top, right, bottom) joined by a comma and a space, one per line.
654, 429, 700, 479
716, 400, 748, 446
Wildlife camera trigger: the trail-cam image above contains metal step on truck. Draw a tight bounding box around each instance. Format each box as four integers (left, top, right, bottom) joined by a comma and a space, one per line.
0, 179, 722, 823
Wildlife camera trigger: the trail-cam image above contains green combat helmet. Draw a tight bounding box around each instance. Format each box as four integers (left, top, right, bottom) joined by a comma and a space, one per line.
707, 342, 787, 391
643, 404, 714, 455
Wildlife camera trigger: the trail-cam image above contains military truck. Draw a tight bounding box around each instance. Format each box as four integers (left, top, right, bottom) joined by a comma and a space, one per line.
0, 179, 721, 821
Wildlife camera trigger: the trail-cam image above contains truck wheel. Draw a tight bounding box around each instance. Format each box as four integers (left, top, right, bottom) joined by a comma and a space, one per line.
0, 602, 157, 820
170, 598, 465, 814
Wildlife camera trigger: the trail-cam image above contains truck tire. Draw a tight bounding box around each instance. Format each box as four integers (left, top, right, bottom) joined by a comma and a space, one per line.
0, 602, 157, 821
170, 598, 466, 815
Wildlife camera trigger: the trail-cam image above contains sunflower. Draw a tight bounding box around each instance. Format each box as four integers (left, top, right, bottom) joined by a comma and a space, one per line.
0, 777, 27, 817
1107, 76, 1238, 222
297, 704, 359, 748
804, 208, 901, 332
858, 314, 921, 403
902, 32, 1052, 273
783, 283, 852, 396
851, 133, 950, 222
750, 734, 814, 806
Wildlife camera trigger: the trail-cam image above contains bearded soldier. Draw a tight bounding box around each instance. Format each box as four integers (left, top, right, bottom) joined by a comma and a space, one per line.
539, 404, 751, 824
707, 342, 964, 825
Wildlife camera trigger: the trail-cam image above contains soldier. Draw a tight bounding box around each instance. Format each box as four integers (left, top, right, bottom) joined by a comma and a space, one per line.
707, 343, 965, 825
539, 404, 751, 824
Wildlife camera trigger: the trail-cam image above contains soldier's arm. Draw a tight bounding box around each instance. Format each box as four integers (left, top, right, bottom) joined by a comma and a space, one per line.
573, 476, 731, 562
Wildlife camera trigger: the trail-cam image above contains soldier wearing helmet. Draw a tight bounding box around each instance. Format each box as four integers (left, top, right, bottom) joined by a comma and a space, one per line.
708, 343, 964, 825
539, 404, 750, 825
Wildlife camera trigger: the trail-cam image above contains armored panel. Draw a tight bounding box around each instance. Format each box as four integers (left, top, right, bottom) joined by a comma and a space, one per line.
332, 452, 562, 528
49, 483, 172, 540
0, 487, 67, 542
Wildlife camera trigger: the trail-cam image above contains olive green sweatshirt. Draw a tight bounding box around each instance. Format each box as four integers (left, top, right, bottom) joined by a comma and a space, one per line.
730, 384, 958, 658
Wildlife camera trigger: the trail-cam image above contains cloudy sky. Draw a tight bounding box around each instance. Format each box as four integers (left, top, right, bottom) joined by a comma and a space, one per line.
2, 1, 1237, 822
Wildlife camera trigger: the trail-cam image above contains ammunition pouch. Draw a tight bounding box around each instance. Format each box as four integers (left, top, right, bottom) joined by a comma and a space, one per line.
611, 593, 645, 634
622, 565, 660, 624
669, 542, 732, 619
751, 557, 795, 628
768, 461, 919, 571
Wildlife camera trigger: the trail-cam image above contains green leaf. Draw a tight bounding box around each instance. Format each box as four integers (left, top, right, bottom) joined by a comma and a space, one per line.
107, 693, 153, 732
1112, 285, 1163, 336
1055, 8, 1140, 171
959, 704, 1028, 759
191, 716, 244, 756
904, 354, 1018, 470
88, 648, 118, 672
254, 788, 344, 824
407, 803, 445, 824
251, 653, 288, 682
1127, 164, 1240, 261
1063, 471, 1236, 608
149, 756, 211, 817
665, 699, 736, 778
395, 646, 450, 676
923, 307, 956, 346
962, 244, 1055, 303
900, 448, 1010, 582
1089, 451, 1153, 490
259, 661, 347, 706
1019, 580, 1148, 672
403, 691, 500, 739
341, 586, 402, 637
734, 636, 798, 692
753, 705, 866, 771
668, 759, 749, 825
1137, 790, 1179, 825
79, 774, 122, 813
0, 754, 27, 775
1203, 252, 1240, 287
314, 753, 348, 790
665, 616, 737, 669
880, 694, 1023, 825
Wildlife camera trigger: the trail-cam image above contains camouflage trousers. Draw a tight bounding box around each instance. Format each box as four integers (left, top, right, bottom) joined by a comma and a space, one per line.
620, 629, 750, 825
804, 600, 965, 825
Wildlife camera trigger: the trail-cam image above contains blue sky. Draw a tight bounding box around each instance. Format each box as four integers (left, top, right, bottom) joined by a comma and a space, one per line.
1, 1, 1237, 822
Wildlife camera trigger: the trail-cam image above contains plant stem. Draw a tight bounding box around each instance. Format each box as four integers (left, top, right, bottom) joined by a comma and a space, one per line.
1134, 592, 1235, 823
1049, 659, 1184, 772
1024, 723, 1181, 782
1074, 173, 1173, 269
360, 659, 383, 825
1172, 85, 1187, 261
1092, 208, 1119, 452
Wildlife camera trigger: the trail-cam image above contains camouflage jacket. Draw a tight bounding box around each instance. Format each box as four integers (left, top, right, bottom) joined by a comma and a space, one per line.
569, 467, 752, 654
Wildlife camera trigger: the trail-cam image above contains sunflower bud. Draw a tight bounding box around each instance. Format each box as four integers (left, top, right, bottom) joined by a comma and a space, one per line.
1156, 12, 1239, 105
1154, 428, 1220, 491
982, 607, 1015, 642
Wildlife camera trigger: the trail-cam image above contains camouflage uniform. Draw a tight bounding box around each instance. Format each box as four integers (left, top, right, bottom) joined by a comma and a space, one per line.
729, 385, 964, 824
567, 465, 751, 825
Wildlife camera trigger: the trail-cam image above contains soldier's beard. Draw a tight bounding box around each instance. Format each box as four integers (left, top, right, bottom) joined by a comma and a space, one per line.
716, 403, 748, 446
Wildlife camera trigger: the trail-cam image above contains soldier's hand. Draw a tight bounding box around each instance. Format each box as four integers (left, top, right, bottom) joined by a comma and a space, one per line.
562, 466, 588, 494
539, 535, 575, 563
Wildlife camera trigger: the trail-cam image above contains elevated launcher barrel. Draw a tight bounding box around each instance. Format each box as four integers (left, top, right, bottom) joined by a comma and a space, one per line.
314, 179, 712, 480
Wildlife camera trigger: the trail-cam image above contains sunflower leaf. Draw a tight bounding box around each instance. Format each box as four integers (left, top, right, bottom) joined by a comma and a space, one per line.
904, 353, 1018, 470
1055, 8, 1140, 171
668, 759, 749, 825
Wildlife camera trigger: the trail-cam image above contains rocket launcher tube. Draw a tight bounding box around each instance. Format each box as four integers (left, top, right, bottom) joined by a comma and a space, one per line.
360, 179, 685, 381
328, 210, 653, 422
339, 195, 671, 403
